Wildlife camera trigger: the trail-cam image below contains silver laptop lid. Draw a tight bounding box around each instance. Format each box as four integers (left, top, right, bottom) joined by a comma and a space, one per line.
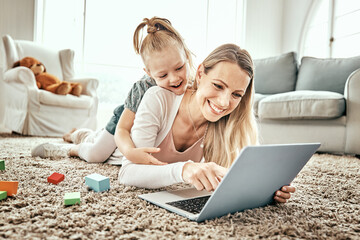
196, 143, 320, 222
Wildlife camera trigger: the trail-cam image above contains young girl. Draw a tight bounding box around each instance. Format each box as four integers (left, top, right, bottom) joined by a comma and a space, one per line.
118, 43, 294, 203
32, 17, 194, 165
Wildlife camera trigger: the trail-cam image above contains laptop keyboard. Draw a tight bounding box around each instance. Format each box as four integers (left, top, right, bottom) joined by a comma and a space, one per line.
166, 195, 210, 214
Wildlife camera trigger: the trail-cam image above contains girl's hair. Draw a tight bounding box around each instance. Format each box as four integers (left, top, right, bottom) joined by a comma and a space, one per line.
193, 43, 258, 168
133, 17, 195, 79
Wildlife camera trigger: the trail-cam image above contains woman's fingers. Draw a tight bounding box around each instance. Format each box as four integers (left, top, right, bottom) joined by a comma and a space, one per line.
182, 162, 227, 192
192, 179, 205, 191
276, 190, 291, 199
274, 195, 287, 203
282, 185, 295, 193
274, 185, 296, 203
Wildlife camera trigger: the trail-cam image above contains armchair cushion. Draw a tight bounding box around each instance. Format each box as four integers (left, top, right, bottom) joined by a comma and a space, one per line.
59, 49, 75, 80
296, 55, 360, 94
3, 35, 19, 70
254, 52, 298, 94
39, 90, 94, 109
15, 40, 63, 79
258, 90, 345, 120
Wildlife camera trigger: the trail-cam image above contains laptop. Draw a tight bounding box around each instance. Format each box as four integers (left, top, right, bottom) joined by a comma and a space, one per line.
139, 143, 320, 222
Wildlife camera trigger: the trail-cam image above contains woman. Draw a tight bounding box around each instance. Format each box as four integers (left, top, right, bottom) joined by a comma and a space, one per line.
117, 43, 294, 203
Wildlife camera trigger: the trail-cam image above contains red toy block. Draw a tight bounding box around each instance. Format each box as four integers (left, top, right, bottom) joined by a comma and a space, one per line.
47, 172, 65, 185
0, 181, 19, 196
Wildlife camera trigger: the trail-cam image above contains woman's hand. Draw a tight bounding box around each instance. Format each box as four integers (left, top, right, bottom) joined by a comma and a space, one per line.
182, 162, 228, 192
274, 185, 296, 203
125, 147, 167, 165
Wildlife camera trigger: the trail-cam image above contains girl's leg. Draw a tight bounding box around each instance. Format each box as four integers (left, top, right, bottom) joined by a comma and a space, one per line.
70, 129, 117, 163
63, 128, 77, 142
70, 128, 101, 144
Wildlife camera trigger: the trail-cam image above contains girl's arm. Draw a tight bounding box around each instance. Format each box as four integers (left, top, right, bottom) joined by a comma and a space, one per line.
114, 108, 166, 165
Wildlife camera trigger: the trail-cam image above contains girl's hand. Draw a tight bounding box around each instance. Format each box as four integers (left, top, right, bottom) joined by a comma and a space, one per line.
182, 162, 228, 192
274, 185, 296, 203
125, 147, 167, 165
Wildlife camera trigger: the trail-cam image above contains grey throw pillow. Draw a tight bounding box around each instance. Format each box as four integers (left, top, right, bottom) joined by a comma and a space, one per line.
296, 55, 360, 94
253, 52, 298, 94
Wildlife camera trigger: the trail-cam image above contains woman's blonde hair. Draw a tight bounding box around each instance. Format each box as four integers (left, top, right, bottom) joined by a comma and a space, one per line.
193, 43, 258, 168
133, 17, 195, 79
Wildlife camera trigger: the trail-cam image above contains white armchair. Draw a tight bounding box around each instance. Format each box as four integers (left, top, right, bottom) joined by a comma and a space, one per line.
2, 35, 98, 136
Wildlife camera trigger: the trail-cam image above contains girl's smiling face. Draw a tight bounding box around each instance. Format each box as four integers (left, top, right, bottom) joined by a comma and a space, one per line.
145, 46, 189, 95
195, 61, 251, 122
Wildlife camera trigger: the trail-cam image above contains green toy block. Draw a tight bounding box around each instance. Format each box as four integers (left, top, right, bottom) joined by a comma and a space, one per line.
64, 192, 81, 206
0, 160, 5, 170
0, 191, 7, 200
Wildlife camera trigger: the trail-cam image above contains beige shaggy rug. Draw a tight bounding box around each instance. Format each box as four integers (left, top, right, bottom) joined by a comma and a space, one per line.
0, 133, 359, 240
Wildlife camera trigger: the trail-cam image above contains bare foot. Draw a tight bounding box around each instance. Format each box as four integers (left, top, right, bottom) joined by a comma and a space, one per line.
63, 128, 77, 143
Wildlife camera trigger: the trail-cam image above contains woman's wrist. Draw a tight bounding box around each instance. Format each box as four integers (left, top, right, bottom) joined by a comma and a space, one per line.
181, 160, 194, 182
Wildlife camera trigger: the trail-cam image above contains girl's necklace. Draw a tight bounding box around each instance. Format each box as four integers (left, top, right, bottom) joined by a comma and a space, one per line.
187, 92, 209, 148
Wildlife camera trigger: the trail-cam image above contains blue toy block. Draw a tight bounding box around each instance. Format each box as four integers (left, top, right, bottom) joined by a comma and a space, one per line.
85, 173, 110, 192
0, 160, 5, 170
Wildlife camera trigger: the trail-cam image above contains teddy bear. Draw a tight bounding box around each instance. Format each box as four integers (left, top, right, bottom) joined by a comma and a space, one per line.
12, 57, 82, 97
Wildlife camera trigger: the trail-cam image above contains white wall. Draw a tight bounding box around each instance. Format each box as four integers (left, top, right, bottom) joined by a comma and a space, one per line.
282, 0, 313, 56
244, 0, 284, 59
244, 0, 312, 59
0, 0, 35, 131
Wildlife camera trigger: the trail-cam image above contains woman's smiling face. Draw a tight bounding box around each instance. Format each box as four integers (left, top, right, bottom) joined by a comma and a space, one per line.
195, 61, 251, 122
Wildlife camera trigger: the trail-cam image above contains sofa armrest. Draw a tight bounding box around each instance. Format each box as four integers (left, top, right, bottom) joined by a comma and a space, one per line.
67, 77, 99, 97
4, 67, 38, 89
344, 68, 360, 154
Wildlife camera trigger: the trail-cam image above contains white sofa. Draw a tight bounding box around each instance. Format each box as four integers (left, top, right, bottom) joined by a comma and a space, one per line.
2, 35, 99, 137
253, 52, 360, 156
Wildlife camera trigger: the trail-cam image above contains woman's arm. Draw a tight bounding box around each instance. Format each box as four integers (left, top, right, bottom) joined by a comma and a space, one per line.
114, 108, 165, 165
119, 159, 187, 188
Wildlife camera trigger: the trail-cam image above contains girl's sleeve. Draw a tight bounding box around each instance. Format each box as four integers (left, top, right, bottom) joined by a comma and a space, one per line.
124, 75, 155, 113
130, 87, 165, 148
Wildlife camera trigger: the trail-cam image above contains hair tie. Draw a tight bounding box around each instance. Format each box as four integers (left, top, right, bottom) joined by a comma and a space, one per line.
147, 26, 158, 33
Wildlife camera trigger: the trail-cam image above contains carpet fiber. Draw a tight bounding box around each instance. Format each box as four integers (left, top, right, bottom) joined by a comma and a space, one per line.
0, 134, 359, 239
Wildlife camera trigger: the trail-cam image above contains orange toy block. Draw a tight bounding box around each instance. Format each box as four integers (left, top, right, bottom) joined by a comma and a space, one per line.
47, 172, 65, 185
0, 181, 19, 196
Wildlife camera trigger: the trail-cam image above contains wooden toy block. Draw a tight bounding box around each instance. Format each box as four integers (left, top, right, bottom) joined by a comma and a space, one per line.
0, 181, 19, 196
0, 160, 4, 170
85, 173, 110, 192
0, 191, 7, 200
64, 192, 81, 206
47, 172, 65, 184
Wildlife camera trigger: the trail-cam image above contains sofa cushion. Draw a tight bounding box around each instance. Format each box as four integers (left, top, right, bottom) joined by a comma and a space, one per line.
253, 93, 268, 117
258, 90, 345, 120
39, 90, 93, 109
254, 52, 298, 94
296, 55, 360, 94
